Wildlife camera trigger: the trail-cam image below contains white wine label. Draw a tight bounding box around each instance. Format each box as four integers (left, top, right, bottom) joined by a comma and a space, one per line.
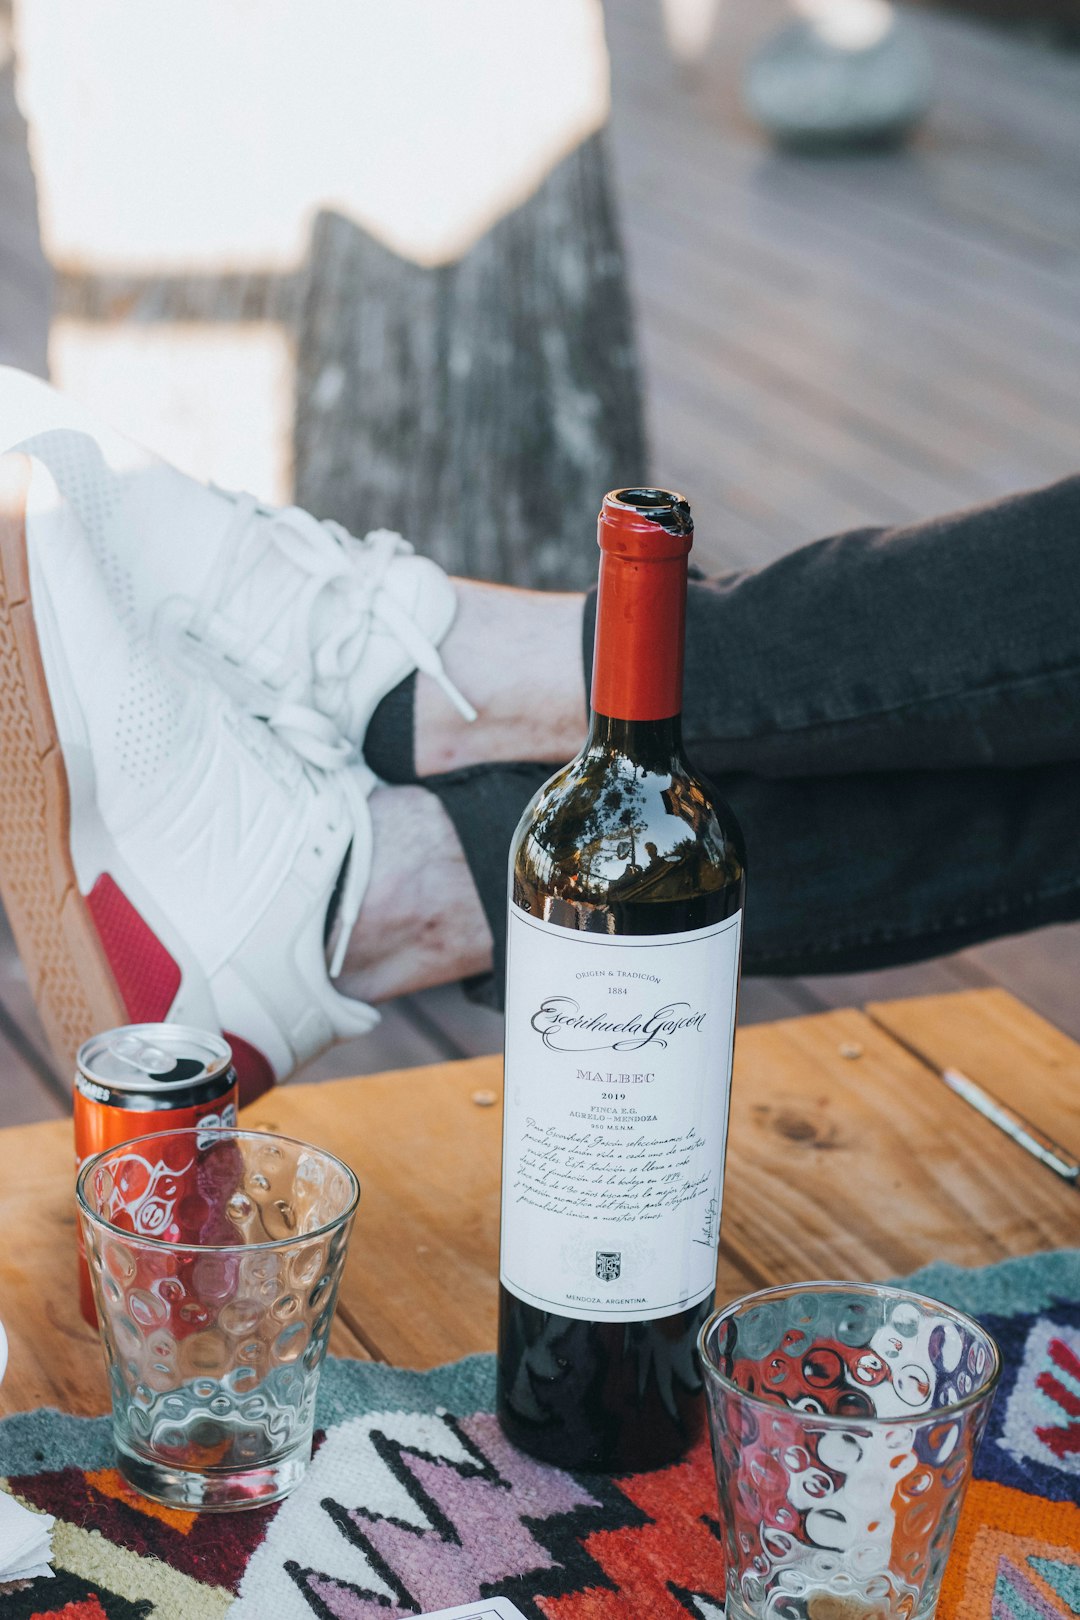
500, 904, 742, 1324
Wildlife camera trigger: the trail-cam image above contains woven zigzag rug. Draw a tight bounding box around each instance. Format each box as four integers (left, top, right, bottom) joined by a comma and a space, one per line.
1, 1252, 1078, 1620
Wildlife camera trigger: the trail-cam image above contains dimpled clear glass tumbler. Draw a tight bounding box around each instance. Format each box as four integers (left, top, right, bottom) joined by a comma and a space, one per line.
77, 1127, 359, 1510
698, 1281, 1001, 1620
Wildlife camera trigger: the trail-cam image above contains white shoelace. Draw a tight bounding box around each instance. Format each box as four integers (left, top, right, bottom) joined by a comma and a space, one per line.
187, 494, 475, 769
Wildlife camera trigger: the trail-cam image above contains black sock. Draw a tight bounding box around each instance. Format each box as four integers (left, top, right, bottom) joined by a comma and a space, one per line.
365, 673, 418, 783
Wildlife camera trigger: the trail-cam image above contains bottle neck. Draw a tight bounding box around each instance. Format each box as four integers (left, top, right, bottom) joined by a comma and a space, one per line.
586, 710, 684, 769
589, 547, 688, 724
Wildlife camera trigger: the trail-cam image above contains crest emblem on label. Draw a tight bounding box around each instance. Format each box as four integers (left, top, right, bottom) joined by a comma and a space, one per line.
596, 1251, 622, 1282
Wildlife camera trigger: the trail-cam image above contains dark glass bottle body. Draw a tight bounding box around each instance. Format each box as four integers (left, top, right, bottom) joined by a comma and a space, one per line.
496, 707, 745, 1473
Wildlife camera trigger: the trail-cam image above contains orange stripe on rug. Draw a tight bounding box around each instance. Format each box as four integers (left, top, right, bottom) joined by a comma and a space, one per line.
85, 1468, 198, 1534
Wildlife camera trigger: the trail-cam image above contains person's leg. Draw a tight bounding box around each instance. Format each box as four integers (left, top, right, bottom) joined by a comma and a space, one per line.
399, 476, 1080, 781
728, 760, 1080, 976
342, 753, 1080, 1006
677, 475, 1080, 777
340, 784, 493, 1002
338, 767, 542, 1004
410, 581, 587, 777
355, 476, 1080, 1003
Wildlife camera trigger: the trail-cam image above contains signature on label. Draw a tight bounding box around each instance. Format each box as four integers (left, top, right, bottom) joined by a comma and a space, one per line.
694, 1187, 719, 1249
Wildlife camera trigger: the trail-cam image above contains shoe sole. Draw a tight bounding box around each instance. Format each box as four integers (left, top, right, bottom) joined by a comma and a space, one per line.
0, 452, 126, 1071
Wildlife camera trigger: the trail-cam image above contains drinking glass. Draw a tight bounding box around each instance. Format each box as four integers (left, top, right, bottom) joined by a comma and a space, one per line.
77, 1126, 359, 1510
698, 1281, 1001, 1620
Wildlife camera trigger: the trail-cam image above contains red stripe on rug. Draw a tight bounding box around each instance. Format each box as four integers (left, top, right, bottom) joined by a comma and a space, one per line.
29, 1599, 110, 1619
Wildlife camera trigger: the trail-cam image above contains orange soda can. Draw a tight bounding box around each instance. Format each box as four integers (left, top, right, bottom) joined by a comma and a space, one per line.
74, 1024, 238, 1326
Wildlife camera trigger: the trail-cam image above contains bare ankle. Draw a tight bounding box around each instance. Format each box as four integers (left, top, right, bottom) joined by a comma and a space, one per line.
339, 785, 493, 1002
415, 580, 587, 776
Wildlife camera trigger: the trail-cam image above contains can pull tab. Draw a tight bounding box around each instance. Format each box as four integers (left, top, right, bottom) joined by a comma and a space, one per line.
107, 1034, 203, 1084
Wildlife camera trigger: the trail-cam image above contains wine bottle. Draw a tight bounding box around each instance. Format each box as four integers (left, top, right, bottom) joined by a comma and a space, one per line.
496, 487, 746, 1473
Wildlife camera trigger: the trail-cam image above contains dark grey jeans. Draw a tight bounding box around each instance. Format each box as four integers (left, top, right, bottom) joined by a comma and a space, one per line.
436, 475, 1080, 993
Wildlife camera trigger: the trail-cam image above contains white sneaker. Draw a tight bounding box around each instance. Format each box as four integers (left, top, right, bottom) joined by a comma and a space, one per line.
0, 366, 475, 770
0, 452, 379, 1096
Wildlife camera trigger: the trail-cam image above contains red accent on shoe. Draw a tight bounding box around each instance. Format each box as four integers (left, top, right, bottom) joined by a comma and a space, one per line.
86, 874, 181, 1021
224, 1030, 276, 1106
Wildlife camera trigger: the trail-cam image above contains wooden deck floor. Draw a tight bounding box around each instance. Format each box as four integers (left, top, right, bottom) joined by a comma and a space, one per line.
1, 0, 1079, 1121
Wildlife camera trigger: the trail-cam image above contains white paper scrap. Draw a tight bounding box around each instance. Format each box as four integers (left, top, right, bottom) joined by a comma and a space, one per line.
0, 1490, 55, 1585
1, 1562, 54, 1585
416, 1602, 529, 1620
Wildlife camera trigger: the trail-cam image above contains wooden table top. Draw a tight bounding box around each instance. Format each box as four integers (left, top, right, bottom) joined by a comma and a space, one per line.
1, 987, 1077, 1419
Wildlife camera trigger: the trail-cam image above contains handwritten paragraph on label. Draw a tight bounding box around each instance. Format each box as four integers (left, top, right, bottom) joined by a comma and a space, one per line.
512, 1119, 709, 1223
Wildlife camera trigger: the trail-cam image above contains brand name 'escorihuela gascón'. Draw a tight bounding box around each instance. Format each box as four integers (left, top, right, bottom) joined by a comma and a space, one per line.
530, 997, 706, 1052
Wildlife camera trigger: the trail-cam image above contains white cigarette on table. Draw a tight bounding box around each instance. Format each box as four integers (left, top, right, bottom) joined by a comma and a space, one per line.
941, 1067, 1080, 1186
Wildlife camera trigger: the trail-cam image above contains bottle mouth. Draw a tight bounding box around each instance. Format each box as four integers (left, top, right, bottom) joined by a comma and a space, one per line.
608, 487, 693, 537
599, 488, 694, 557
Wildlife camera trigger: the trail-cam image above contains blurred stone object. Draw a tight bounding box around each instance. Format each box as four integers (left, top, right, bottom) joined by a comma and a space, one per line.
11, 0, 644, 583
745, 0, 933, 149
